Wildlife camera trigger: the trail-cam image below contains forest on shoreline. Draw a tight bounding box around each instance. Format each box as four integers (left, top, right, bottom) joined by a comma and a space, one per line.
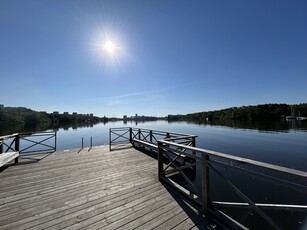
0, 107, 105, 127
168, 103, 307, 122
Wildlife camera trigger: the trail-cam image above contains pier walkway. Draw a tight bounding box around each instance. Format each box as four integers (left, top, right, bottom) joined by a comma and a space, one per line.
0, 146, 221, 230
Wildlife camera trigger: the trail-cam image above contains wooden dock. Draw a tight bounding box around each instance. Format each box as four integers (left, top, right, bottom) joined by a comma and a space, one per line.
0, 146, 222, 229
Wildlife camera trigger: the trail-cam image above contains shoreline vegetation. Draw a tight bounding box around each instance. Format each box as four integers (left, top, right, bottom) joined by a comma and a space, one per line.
168, 103, 307, 122
0, 103, 306, 132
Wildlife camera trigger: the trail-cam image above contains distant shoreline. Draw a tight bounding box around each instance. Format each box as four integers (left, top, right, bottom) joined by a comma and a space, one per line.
1, 103, 306, 127
169, 103, 307, 122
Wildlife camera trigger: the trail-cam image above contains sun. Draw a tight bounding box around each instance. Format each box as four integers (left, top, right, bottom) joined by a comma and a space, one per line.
104, 40, 116, 54
90, 27, 127, 65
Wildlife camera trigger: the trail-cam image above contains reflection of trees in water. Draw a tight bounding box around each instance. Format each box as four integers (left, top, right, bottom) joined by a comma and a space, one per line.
0, 123, 48, 136
187, 119, 307, 132
2, 119, 307, 136
0, 121, 103, 136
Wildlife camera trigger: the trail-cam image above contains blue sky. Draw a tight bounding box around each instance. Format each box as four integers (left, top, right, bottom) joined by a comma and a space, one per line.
1, 0, 306, 117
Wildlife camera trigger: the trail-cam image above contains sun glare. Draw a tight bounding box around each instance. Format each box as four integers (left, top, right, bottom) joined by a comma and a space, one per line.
104, 41, 116, 54
90, 26, 128, 66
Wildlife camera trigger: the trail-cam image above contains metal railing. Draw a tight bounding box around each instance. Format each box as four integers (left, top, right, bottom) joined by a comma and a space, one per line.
0, 131, 57, 156
157, 139, 307, 229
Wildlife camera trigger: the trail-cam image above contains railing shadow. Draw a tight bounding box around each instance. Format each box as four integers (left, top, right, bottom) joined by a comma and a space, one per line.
161, 181, 227, 229
109, 144, 133, 152
133, 145, 158, 160
0, 153, 52, 172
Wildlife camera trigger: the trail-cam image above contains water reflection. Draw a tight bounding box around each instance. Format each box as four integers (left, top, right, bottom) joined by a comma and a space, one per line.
184, 119, 307, 133
2, 119, 307, 137
0, 121, 101, 136
0, 123, 51, 136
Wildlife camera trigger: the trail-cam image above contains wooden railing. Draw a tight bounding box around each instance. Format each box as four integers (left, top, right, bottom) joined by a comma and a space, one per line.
19, 132, 57, 154
0, 132, 57, 165
0, 133, 20, 154
109, 127, 132, 151
158, 139, 307, 229
0, 133, 20, 165
109, 127, 197, 151
109, 127, 307, 229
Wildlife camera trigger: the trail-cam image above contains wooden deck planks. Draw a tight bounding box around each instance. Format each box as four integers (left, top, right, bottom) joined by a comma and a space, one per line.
0, 145, 216, 229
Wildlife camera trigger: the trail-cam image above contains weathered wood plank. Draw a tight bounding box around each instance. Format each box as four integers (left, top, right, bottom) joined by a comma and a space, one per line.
0, 149, 153, 190
24, 184, 166, 230
0, 152, 19, 167
0, 176, 156, 223
47, 186, 170, 230
0, 145, 212, 230
134, 198, 196, 230
84, 193, 174, 230
0, 161, 156, 197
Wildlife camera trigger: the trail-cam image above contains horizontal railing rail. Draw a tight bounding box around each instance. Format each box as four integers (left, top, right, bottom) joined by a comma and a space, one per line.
157, 139, 307, 229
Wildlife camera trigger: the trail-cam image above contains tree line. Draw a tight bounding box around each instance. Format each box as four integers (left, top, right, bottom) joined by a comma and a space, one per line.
169, 103, 307, 122
0, 107, 50, 126
0, 107, 107, 127
186, 103, 307, 121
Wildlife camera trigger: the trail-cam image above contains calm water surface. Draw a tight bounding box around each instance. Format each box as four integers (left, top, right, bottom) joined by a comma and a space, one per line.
1, 120, 306, 170
49, 120, 307, 171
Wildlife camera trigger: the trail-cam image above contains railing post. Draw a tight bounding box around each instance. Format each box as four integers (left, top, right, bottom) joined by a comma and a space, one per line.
150, 130, 153, 143
109, 129, 111, 151
54, 132, 57, 151
201, 153, 210, 214
192, 136, 196, 147
14, 134, 19, 164
0, 140, 3, 154
90, 137, 93, 148
129, 127, 132, 143
138, 129, 141, 140
158, 141, 164, 181
82, 137, 84, 149
192, 136, 196, 155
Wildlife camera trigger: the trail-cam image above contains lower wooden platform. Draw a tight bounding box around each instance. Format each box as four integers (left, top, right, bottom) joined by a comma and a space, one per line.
0, 146, 222, 229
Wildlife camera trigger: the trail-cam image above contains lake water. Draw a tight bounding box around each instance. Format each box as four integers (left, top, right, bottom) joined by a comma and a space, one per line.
1, 119, 306, 170
48, 120, 307, 171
